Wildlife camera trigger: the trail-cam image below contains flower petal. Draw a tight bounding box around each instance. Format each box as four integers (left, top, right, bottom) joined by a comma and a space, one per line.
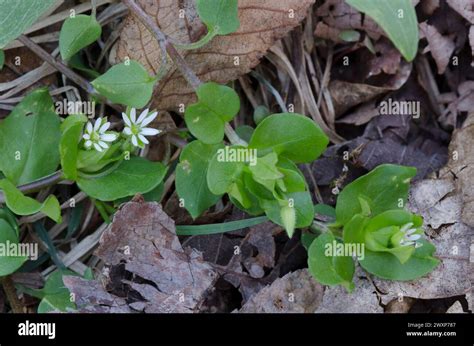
123, 127, 132, 135
83, 133, 90, 140
140, 112, 158, 127
85, 140, 92, 148
101, 133, 117, 142
98, 141, 109, 149
137, 108, 149, 123
138, 134, 149, 144
131, 135, 138, 147
86, 122, 93, 134
99, 121, 111, 133
406, 234, 421, 241
400, 222, 413, 233
140, 127, 160, 136
94, 118, 102, 131
93, 143, 103, 152
122, 112, 131, 127
130, 108, 137, 123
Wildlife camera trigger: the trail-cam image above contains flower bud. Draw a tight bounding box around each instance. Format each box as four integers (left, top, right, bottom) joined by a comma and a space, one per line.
280, 205, 296, 238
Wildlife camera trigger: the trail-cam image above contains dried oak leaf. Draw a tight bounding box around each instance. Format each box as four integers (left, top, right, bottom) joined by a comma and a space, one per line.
419, 21, 456, 74
66, 200, 218, 313
238, 269, 324, 313
329, 62, 412, 117
63, 276, 132, 313
314, 268, 383, 313
111, 0, 315, 110
447, 0, 474, 24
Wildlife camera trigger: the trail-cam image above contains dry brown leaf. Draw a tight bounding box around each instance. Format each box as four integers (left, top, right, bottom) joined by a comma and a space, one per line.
470, 26, 474, 66
420, 0, 440, 16
314, 0, 384, 42
329, 61, 412, 117
419, 21, 456, 74
63, 276, 132, 313
96, 199, 218, 312
314, 268, 383, 313
111, 0, 315, 110
440, 116, 474, 227
65, 199, 218, 313
447, 0, 474, 24
238, 269, 323, 313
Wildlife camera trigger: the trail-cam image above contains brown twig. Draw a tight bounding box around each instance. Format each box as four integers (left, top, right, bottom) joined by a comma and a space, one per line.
1, 275, 24, 313
17, 35, 123, 113
122, 0, 201, 90
18, 35, 95, 95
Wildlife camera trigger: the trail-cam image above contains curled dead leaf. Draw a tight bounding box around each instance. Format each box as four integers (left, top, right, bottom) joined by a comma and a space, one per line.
111, 0, 316, 110
238, 269, 324, 313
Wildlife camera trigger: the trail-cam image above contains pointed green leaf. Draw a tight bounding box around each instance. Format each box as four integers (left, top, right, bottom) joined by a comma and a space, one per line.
0, 179, 61, 223
0, 218, 27, 277
336, 164, 417, 225
176, 140, 224, 219
77, 157, 167, 201
0, 0, 57, 49
0, 89, 61, 185
185, 82, 240, 144
249, 113, 329, 163
308, 232, 355, 292
91, 61, 155, 108
346, 0, 419, 61
60, 114, 88, 180
59, 14, 102, 60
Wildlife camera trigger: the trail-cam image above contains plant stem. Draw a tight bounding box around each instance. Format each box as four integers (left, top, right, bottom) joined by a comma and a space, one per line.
1, 275, 23, 313
17, 35, 123, 112
123, 0, 247, 146
18, 35, 96, 95
122, 0, 202, 91
0, 171, 63, 204
224, 123, 247, 146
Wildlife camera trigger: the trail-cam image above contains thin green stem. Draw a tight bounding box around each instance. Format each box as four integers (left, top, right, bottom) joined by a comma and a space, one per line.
172, 30, 216, 50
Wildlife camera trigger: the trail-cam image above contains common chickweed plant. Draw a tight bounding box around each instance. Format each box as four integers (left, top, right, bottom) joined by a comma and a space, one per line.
0, 0, 437, 312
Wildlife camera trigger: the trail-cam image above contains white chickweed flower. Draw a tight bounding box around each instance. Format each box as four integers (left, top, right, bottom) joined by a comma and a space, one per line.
83, 118, 117, 152
122, 108, 161, 148
399, 222, 422, 247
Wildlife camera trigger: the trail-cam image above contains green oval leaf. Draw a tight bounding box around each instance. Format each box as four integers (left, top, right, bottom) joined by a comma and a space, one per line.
60, 114, 88, 181
59, 14, 102, 61
206, 147, 245, 195
37, 269, 80, 313
185, 82, 240, 144
91, 61, 155, 108
0, 50, 4, 70
0, 179, 61, 223
249, 113, 329, 163
360, 239, 439, 280
0, 89, 61, 185
196, 0, 240, 35
77, 157, 167, 201
0, 0, 57, 49
336, 164, 417, 225
0, 218, 27, 277
308, 232, 355, 292
346, 0, 419, 61
176, 140, 224, 219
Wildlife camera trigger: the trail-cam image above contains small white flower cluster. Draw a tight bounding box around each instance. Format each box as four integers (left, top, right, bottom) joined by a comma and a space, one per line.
399, 222, 422, 248
82, 108, 161, 152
